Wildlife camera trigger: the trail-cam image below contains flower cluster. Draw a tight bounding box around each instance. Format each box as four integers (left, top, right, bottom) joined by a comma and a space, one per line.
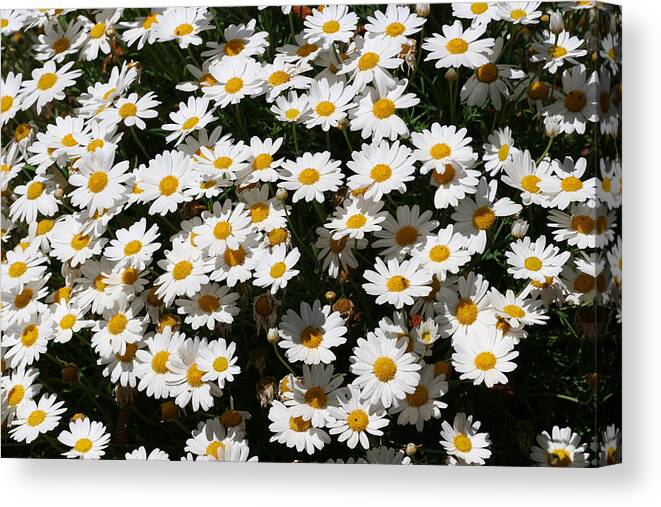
1, 3, 621, 466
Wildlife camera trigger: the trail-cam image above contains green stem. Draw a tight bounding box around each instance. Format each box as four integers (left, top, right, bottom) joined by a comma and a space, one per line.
272, 342, 295, 375
291, 123, 299, 155
341, 128, 353, 153
131, 126, 150, 159
536, 136, 555, 164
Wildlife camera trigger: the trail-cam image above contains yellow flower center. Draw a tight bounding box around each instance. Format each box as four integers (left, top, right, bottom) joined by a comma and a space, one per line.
174, 23, 194, 36
298, 168, 320, 185
118, 102, 137, 118
430, 143, 452, 160
198, 73, 217, 87
524, 256, 543, 271
471, 2, 489, 14
322, 20, 340, 34
115, 342, 139, 362
547, 448, 572, 467
27, 181, 45, 200
70, 233, 91, 251
498, 144, 510, 161
60, 313, 77, 330
74, 438, 93, 453
87, 139, 105, 152
27, 409, 46, 427
224, 246, 246, 267
8, 261, 27, 278
406, 385, 429, 407
564, 90, 587, 112
94, 275, 107, 291
15, 123, 32, 141
608, 47, 617, 60
224, 77, 244, 94
370, 163, 392, 182
213, 220, 232, 240
346, 213, 367, 229
172, 260, 193, 280
14, 288, 33, 309
123, 240, 142, 256
315, 100, 336, 117
37, 73, 58, 91
143, 13, 158, 29
90, 22, 106, 39
21, 324, 39, 347
561, 176, 583, 192
8, 385, 25, 406
304, 386, 328, 409
474, 351, 497, 371
267, 228, 289, 246
429, 245, 450, 262
372, 98, 396, 119
159, 175, 179, 196
386, 275, 410, 292
455, 298, 478, 325
284, 108, 300, 121
198, 294, 220, 313
385, 21, 405, 37
472, 206, 496, 230
205, 440, 225, 459
252, 153, 273, 170
433, 164, 456, 185
269, 261, 287, 278
107, 313, 128, 335
151, 351, 170, 374
213, 356, 229, 372
570, 215, 595, 234
268, 70, 290, 86
300, 326, 324, 348
346, 409, 369, 432
521, 174, 541, 193
1, 95, 14, 113
503, 304, 525, 319
249, 202, 269, 223
289, 416, 312, 432
447, 38, 468, 54
182, 116, 199, 131
212, 156, 232, 170
186, 363, 205, 387
549, 45, 568, 58
476, 63, 498, 83
296, 43, 319, 57
87, 171, 108, 193
358, 51, 380, 71
510, 8, 527, 20
601, 176, 612, 192
454, 433, 473, 453
224, 38, 245, 56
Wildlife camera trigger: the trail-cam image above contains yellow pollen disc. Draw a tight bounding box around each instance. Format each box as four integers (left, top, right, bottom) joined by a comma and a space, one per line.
8, 261, 27, 278
186, 363, 205, 387
395, 226, 418, 246
270, 261, 287, 278
298, 168, 320, 185
94, 275, 107, 292
476, 62, 498, 83
172, 260, 193, 280
26, 181, 45, 200
21, 324, 39, 347
158, 314, 179, 333
429, 244, 451, 262
143, 13, 158, 29
447, 37, 468, 54
608, 47, 617, 60
268, 228, 288, 246
564, 90, 587, 112
454, 433, 473, 452
550, 45, 568, 58
102, 87, 117, 101
159, 175, 179, 196
37, 72, 58, 91
213, 156, 232, 170
27, 409, 46, 427
346, 213, 367, 229
570, 215, 595, 234
561, 176, 583, 192
385, 22, 405, 37
213, 220, 232, 240
511, 8, 527, 20
521, 174, 541, 193
87, 139, 105, 152
199, 73, 217, 87
174, 23, 194, 36
329, 236, 348, 254
87, 171, 108, 193
252, 153, 272, 170
358, 51, 380, 71
315, 100, 336, 117
300, 326, 324, 348
118, 102, 137, 118
347, 409, 369, 432
547, 448, 572, 467
433, 164, 456, 185
574, 273, 595, 293
322, 19, 340, 34
224, 246, 246, 267
115, 342, 138, 362
107, 313, 128, 335
472, 206, 496, 230
8, 385, 25, 406
121, 268, 139, 285
372, 98, 396, 119
205, 440, 225, 459
60, 313, 77, 330
1, 95, 14, 113
53, 286, 71, 302
370, 163, 392, 182
90, 22, 106, 39
123, 240, 142, 256
406, 385, 429, 407
221, 409, 243, 428
14, 288, 33, 309
471, 2, 488, 14
0, 18, 8, 28
198, 294, 220, 313
182, 116, 199, 131
151, 351, 170, 374
224, 77, 244, 94
224, 38, 245, 56
74, 438, 93, 453
430, 143, 451, 160
455, 298, 478, 325
524, 256, 543, 271
70, 233, 91, 251
503, 304, 525, 319
15, 123, 32, 141
213, 356, 229, 372
304, 386, 327, 409
284, 108, 300, 121
1, 163, 10, 172
249, 202, 269, 223
268, 70, 290, 86
386, 275, 410, 292
498, 144, 510, 161
289, 416, 312, 432
373, 356, 397, 381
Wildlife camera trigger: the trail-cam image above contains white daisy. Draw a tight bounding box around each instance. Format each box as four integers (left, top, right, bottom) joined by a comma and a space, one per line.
176, 283, 239, 331
9, 393, 66, 444
20, 60, 82, 114
530, 426, 590, 467
268, 400, 330, 455
362, 257, 432, 309
440, 412, 492, 465
162, 96, 216, 146
280, 151, 344, 203
328, 385, 389, 450
303, 4, 358, 48
389, 364, 448, 431
58, 417, 111, 460
252, 244, 300, 294
423, 20, 494, 69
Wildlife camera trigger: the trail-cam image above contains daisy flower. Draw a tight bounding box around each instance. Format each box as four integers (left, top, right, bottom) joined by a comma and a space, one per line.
452, 2, 502, 26
1, 245, 47, 291
280, 151, 344, 203
193, 199, 252, 256
440, 412, 492, 465
1, 276, 50, 327
99, 91, 160, 130
140, 150, 195, 215
389, 364, 448, 431
303, 4, 358, 48
483, 127, 517, 176
600, 32, 621, 75
194, 138, 251, 185
163, 96, 216, 146
210, 236, 258, 286
594, 424, 621, 466
2, 312, 53, 368
498, 2, 543, 24
1, 367, 41, 425
119, 10, 162, 50
315, 226, 367, 278
328, 385, 389, 450
261, 57, 313, 103
176, 283, 239, 331
435, 271, 496, 343
78, 9, 122, 61
103, 218, 161, 270
304, 78, 355, 131
338, 36, 402, 92
412, 225, 471, 280
278, 300, 348, 365
91, 296, 145, 357
167, 337, 221, 411
0, 9, 27, 36
74, 258, 117, 314
58, 418, 111, 460
268, 400, 330, 455
0, 143, 24, 190
411, 123, 475, 175
350, 331, 421, 409
185, 418, 244, 461
125, 447, 170, 461
203, 57, 264, 108
546, 204, 609, 250
51, 299, 94, 344
530, 426, 590, 467
1, 72, 24, 126
562, 253, 607, 305
543, 64, 598, 135
531, 30, 587, 74
489, 288, 548, 330
20, 60, 82, 114
501, 149, 554, 206
362, 257, 432, 309
49, 213, 106, 267
155, 241, 213, 306
203, 17, 269, 61
452, 330, 519, 387
9, 393, 66, 444
506, 235, 571, 283
197, 338, 241, 389
346, 140, 416, 201
134, 328, 185, 399
422, 20, 494, 69
451, 178, 522, 254
350, 80, 420, 141
276, 31, 322, 63
238, 184, 287, 232
252, 244, 300, 294
539, 156, 597, 210
431, 159, 481, 210
9, 174, 59, 224
271, 90, 311, 124
155, 6, 213, 48
364, 4, 427, 44
287, 364, 344, 428
241, 136, 284, 184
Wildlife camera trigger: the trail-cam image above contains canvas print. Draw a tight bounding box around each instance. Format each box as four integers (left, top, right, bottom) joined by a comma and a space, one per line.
0, 2, 621, 466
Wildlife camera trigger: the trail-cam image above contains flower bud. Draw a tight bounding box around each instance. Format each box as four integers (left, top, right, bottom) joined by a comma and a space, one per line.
336, 117, 350, 130
53, 187, 64, 199
325, 290, 337, 303
61, 363, 79, 383
510, 218, 529, 238
71, 413, 87, 422
405, 443, 419, 457
267, 327, 280, 344
434, 360, 452, 379
415, 3, 431, 17
275, 188, 288, 202
160, 401, 179, 421
444, 68, 458, 82
544, 115, 562, 138
549, 11, 564, 35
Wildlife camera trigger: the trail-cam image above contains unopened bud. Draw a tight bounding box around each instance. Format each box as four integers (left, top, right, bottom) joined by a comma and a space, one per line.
416, 3, 430, 17
444, 68, 458, 82
61, 363, 78, 383
510, 218, 529, 238
275, 188, 288, 202
549, 11, 564, 35
160, 401, 179, 421
71, 413, 86, 422
405, 443, 418, 456
336, 117, 350, 130
105, 27, 116, 38
544, 115, 562, 138
54, 187, 64, 199
267, 327, 280, 344
325, 290, 337, 303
